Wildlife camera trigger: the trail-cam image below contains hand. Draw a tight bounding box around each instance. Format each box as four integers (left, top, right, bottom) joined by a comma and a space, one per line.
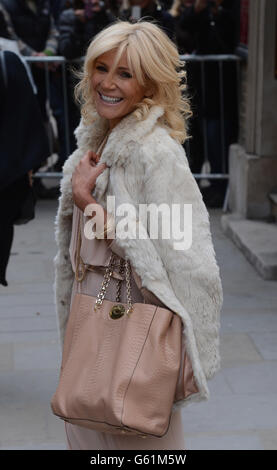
32, 52, 58, 71
72, 151, 107, 212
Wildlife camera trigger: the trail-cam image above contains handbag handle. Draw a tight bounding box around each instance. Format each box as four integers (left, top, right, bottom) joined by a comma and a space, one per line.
94, 252, 134, 317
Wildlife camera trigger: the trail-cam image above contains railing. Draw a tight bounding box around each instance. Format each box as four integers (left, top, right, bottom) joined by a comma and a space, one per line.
24, 54, 243, 211
180, 54, 242, 211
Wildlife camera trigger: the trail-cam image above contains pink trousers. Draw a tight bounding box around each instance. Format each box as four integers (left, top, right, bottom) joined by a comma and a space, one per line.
64, 408, 186, 450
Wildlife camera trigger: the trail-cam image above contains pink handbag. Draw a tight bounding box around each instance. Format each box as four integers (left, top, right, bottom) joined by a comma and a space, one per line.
51, 221, 198, 439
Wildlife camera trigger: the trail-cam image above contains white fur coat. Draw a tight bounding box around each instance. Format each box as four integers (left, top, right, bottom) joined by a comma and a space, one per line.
53, 104, 223, 410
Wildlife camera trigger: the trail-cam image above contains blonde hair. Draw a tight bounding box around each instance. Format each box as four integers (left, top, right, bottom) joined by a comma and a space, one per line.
75, 20, 192, 143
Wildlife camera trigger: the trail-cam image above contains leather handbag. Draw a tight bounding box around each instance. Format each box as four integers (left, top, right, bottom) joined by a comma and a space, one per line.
51, 219, 188, 439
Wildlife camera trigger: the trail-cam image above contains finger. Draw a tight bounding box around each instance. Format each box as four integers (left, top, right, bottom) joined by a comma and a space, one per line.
83, 151, 101, 167
84, 150, 98, 162
94, 162, 107, 175
90, 152, 100, 163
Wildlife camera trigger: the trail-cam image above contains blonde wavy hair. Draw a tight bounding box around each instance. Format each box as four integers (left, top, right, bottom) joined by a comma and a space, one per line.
75, 20, 192, 143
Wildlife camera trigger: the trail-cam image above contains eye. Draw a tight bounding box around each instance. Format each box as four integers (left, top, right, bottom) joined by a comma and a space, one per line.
95, 65, 107, 72
120, 71, 133, 79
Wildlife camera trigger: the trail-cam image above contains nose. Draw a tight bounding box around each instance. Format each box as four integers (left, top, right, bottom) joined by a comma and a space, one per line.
101, 72, 116, 90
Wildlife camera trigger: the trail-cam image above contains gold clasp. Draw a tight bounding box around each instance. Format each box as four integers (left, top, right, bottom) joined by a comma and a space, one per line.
109, 304, 125, 319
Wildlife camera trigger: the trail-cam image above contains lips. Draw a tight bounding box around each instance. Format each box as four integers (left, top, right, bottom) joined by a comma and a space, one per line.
98, 91, 123, 104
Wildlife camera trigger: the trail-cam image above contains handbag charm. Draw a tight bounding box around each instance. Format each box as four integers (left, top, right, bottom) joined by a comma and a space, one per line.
110, 304, 125, 319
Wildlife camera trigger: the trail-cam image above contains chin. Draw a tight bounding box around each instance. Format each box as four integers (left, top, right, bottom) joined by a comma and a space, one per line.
97, 108, 124, 120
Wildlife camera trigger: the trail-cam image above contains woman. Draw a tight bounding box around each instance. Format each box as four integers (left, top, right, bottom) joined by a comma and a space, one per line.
54, 20, 223, 449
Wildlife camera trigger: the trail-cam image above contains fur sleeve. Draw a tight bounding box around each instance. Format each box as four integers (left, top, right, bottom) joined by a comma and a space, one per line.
142, 138, 223, 380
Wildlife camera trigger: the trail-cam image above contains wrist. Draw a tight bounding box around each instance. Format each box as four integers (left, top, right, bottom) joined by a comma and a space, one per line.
76, 191, 96, 213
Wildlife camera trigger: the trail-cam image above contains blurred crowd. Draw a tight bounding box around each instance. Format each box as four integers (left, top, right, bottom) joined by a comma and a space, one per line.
0, 0, 239, 285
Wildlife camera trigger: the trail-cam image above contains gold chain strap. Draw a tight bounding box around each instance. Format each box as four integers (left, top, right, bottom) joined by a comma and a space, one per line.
93, 252, 133, 317
116, 258, 125, 302
75, 211, 86, 282
75, 216, 133, 313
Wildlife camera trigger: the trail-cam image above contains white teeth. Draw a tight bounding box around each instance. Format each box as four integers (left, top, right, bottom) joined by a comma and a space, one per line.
100, 93, 122, 103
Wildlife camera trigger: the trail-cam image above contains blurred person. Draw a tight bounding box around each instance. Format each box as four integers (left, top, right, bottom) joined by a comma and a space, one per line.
175, 0, 236, 54
0, 2, 26, 52
0, 0, 67, 196
59, 0, 116, 60
0, 51, 49, 286
170, 0, 196, 53
159, 0, 173, 9
106, 0, 123, 17
0, 0, 58, 60
50, 0, 64, 25
173, 0, 238, 207
120, 0, 175, 41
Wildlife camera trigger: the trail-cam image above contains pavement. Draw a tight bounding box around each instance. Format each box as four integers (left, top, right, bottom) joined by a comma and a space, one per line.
0, 199, 276, 450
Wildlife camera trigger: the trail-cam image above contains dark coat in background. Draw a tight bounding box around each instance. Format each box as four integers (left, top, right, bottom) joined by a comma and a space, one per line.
58, 5, 116, 60
178, 2, 238, 199
0, 51, 49, 285
1, 0, 58, 54
120, 3, 175, 41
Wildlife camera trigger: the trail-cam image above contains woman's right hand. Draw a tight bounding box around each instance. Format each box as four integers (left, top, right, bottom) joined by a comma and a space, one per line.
71, 151, 107, 213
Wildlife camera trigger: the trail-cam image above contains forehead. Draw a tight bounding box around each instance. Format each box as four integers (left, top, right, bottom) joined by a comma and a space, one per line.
95, 49, 130, 69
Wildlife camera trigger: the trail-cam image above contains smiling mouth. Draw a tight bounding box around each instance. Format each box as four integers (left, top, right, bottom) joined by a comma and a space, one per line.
98, 91, 123, 104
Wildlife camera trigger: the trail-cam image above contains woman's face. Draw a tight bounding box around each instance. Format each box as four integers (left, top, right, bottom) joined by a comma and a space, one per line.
91, 48, 147, 130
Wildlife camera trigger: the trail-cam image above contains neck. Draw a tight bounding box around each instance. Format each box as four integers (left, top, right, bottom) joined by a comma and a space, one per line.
108, 119, 121, 131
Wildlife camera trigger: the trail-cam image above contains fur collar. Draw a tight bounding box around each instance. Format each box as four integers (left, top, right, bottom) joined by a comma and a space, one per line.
73, 104, 165, 168
62, 105, 166, 210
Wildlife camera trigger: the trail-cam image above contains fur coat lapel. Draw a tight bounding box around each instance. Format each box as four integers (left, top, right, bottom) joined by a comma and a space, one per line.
62, 105, 165, 210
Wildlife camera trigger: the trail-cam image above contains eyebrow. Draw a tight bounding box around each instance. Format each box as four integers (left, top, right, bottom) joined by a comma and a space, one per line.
96, 60, 131, 72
